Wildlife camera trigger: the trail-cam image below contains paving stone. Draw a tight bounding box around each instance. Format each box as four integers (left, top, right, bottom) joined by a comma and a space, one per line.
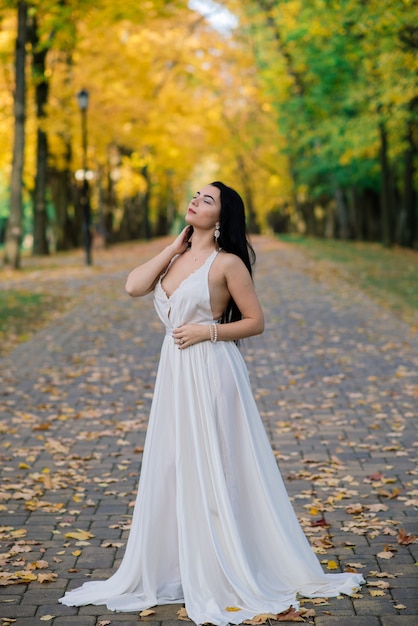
1, 236, 417, 626
381, 615, 418, 626
316, 611, 382, 626
0, 604, 36, 617
53, 618, 97, 626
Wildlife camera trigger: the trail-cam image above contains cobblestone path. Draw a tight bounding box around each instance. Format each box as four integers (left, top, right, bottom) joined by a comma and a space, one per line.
0, 236, 417, 626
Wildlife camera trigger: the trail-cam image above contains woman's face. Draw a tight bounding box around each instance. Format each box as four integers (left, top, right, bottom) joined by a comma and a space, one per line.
185, 184, 221, 230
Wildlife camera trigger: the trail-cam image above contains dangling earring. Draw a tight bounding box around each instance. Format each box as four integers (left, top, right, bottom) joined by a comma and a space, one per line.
214, 222, 220, 242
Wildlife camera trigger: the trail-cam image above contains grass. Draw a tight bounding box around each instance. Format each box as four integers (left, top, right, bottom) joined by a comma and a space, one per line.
0, 290, 65, 357
280, 234, 418, 324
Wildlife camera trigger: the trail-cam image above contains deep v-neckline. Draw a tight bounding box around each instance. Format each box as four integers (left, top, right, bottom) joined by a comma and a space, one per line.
160, 250, 217, 300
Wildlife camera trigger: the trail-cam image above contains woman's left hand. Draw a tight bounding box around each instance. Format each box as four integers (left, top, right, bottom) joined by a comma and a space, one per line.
173, 324, 210, 349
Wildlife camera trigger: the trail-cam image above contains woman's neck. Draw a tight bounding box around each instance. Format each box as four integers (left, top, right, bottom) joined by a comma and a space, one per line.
187, 231, 217, 260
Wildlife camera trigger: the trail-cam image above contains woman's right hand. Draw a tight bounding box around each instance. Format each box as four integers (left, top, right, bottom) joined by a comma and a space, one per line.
170, 225, 192, 256
126, 226, 192, 297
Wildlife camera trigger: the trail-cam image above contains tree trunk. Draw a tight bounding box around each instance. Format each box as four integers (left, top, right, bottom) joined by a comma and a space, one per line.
50, 166, 76, 250
4, 1, 28, 268
334, 186, 350, 239
141, 165, 151, 240
379, 120, 395, 247
104, 167, 115, 243
237, 155, 260, 233
400, 118, 417, 248
31, 17, 49, 255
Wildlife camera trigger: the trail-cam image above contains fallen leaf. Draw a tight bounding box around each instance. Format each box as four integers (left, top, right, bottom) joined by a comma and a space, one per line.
397, 528, 417, 545
28, 559, 48, 570
393, 603, 406, 609
369, 589, 386, 596
243, 613, 276, 624
37, 573, 58, 583
65, 529, 95, 541
366, 472, 384, 481
226, 607, 242, 612
39, 617, 55, 622
367, 503, 388, 512
277, 607, 305, 622
177, 607, 191, 621
139, 609, 156, 617
368, 580, 390, 589
368, 571, 396, 578
345, 503, 364, 514
309, 598, 329, 605
310, 515, 330, 527
377, 551, 395, 559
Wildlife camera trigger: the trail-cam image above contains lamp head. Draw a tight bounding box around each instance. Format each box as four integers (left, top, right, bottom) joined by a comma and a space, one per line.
77, 89, 89, 111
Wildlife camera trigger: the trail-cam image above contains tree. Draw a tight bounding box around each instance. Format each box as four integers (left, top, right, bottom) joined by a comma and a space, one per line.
4, 1, 28, 268
30, 11, 49, 255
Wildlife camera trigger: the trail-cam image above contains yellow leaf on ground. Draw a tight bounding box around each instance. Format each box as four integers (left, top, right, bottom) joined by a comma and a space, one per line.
368, 580, 390, 589
65, 529, 94, 541
72, 550, 82, 557
243, 613, 276, 624
177, 608, 191, 621
37, 573, 58, 583
309, 598, 329, 605
139, 609, 156, 617
39, 617, 55, 622
326, 560, 339, 570
226, 607, 242, 612
370, 589, 386, 596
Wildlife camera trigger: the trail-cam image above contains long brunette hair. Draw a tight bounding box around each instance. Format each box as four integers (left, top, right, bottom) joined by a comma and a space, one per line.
210, 181, 256, 325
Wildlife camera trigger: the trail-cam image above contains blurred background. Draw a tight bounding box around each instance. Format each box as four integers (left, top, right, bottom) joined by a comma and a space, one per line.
0, 0, 417, 268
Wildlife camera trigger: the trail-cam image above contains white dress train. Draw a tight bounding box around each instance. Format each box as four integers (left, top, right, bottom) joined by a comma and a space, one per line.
59, 251, 364, 625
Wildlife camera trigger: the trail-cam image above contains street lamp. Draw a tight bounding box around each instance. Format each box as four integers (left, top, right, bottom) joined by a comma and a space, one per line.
76, 89, 92, 265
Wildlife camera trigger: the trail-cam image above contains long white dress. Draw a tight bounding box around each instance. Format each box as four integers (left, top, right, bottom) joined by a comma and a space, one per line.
59, 250, 364, 625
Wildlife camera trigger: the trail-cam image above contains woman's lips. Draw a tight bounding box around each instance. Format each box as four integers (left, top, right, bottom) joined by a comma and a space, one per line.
188, 207, 196, 214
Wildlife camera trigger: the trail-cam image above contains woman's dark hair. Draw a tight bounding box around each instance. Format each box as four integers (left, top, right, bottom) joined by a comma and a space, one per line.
210, 181, 256, 325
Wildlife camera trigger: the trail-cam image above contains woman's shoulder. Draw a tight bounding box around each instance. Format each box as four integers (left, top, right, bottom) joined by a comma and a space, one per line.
216, 249, 250, 273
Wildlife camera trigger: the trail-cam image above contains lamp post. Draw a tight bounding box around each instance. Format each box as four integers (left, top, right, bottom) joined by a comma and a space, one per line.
76, 89, 92, 265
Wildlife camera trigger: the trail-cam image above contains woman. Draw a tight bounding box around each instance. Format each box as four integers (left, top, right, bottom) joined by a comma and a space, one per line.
60, 182, 364, 625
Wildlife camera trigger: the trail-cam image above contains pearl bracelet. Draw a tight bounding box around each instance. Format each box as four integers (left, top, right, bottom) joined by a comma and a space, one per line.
210, 322, 218, 343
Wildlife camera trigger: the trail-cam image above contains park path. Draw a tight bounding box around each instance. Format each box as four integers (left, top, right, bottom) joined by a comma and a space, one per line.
0, 235, 417, 626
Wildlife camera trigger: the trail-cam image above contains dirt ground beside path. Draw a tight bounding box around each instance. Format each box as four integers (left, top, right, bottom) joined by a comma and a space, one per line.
0, 235, 417, 625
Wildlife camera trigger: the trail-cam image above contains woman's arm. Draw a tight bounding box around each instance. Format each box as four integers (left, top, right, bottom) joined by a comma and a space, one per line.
216, 255, 264, 340
125, 227, 191, 297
